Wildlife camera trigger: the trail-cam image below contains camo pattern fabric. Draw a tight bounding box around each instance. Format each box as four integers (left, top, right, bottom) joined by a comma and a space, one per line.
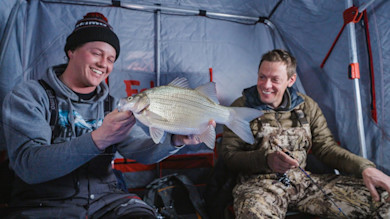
234, 112, 390, 218
238, 110, 311, 179
234, 171, 390, 218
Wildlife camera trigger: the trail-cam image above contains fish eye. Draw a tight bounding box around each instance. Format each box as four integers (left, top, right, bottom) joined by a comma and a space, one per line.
127, 96, 133, 101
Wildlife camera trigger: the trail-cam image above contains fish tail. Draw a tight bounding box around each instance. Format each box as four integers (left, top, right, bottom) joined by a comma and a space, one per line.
226, 107, 263, 144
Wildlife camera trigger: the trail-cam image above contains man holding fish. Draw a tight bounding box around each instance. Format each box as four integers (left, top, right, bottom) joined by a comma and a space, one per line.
2, 12, 213, 218
221, 49, 390, 218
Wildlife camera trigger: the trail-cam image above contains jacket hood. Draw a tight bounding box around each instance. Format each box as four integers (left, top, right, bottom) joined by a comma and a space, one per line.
42, 64, 109, 103
242, 85, 304, 111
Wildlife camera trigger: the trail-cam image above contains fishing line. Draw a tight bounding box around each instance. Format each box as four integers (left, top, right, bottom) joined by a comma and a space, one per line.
275, 144, 349, 218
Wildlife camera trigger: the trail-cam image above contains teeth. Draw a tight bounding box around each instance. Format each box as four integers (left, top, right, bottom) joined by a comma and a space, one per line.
92, 68, 103, 75
262, 90, 272, 95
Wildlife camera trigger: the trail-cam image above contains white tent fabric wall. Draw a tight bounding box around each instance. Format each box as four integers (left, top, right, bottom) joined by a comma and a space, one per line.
0, 0, 389, 174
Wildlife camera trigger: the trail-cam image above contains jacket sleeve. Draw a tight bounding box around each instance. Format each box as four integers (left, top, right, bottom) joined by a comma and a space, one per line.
2, 81, 102, 184
304, 95, 375, 177
220, 97, 269, 174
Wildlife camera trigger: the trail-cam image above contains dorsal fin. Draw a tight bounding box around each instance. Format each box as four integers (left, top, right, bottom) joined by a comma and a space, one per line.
168, 77, 190, 88
195, 82, 219, 104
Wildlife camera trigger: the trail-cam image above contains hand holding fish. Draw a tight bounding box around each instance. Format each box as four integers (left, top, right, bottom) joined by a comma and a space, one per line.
172, 120, 217, 146
92, 109, 136, 150
362, 167, 390, 202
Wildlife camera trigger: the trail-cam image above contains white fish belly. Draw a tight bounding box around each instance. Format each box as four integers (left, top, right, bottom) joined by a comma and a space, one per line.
142, 87, 229, 135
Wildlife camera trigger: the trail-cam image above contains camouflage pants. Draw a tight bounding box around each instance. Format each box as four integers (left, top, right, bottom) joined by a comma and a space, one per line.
233, 169, 390, 219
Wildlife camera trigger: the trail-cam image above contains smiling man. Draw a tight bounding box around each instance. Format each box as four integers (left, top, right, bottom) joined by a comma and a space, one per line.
2, 12, 210, 218
61, 41, 116, 93
256, 55, 296, 109
221, 49, 390, 218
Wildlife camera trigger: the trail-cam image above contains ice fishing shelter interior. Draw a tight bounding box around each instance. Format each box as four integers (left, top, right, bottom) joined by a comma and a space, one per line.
1, 0, 390, 214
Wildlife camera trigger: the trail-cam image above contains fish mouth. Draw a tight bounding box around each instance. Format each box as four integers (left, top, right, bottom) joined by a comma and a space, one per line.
117, 98, 145, 113
118, 98, 131, 112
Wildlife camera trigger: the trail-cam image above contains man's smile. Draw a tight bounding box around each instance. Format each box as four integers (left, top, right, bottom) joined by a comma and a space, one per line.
91, 67, 103, 75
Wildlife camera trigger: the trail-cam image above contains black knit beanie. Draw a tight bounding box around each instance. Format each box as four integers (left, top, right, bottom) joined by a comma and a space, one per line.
64, 12, 120, 60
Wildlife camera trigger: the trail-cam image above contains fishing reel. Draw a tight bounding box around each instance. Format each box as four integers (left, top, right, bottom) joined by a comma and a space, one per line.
276, 173, 291, 187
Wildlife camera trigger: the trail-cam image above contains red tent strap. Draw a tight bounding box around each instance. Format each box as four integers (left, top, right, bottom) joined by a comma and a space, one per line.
209, 67, 213, 82
363, 10, 377, 123
321, 6, 363, 68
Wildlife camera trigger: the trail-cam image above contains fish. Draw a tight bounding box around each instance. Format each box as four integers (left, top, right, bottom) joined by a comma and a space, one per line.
117, 77, 263, 149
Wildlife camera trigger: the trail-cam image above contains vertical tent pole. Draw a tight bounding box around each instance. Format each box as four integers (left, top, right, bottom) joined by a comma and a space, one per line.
155, 9, 161, 176
346, 0, 367, 158
156, 9, 161, 87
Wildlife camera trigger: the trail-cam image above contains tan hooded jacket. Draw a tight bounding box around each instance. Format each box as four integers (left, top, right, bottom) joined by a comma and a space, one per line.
221, 86, 375, 178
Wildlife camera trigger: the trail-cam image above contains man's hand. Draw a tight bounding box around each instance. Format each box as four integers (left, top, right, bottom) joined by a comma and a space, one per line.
171, 120, 217, 146
267, 150, 299, 173
362, 167, 390, 202
92, 109, 136, 150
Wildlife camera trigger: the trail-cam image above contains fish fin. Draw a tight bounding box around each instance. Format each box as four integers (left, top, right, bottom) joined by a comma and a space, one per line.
150, 127, 165, 143
168, 77, 190, 88
195, 82, 219, 104
226, 107, 263, 144
144, 110, 168, 122
199, 124, 216, 149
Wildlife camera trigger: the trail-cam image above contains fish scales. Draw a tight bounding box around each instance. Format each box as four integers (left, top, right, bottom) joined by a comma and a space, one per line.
145, 86, 229, 133
149, 89, 221, 117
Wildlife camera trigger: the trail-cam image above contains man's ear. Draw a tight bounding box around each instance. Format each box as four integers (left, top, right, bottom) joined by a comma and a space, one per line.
287, 74, 297, 87
67, 50, 74, 59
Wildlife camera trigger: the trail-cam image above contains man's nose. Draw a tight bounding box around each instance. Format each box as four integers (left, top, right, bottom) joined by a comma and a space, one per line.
264, 79, 272, 88
97, 57, 107, 68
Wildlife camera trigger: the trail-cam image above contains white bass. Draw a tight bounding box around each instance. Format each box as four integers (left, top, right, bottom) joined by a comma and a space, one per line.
117, 77, 263, 149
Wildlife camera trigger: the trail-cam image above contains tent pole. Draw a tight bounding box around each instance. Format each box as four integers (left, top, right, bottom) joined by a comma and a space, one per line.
346, 0, 367, 158
155, 9, 162, 176
156, 9, 161, 87
120, 2, 260, 22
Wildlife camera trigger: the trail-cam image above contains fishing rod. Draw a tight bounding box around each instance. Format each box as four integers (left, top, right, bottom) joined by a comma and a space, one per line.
273, 142, 349, 218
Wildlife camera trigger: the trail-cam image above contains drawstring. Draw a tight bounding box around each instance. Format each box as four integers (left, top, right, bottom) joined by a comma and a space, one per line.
67, 98, 76, 137
97, 100, 103, 128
